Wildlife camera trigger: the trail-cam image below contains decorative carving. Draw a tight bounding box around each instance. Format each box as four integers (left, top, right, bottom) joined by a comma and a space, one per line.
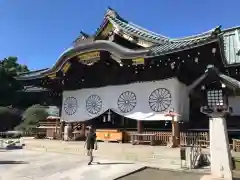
64, 97, 78, 115
149, 88, 172, 112
117, 91, 137, 113
48, 73, 56, 79
77, 51, 100, 65
62, 62, 71, 74
86, 95, 102, 114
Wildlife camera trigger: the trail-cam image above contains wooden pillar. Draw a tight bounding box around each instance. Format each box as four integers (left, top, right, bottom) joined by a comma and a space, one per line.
171, 120, 180, 147
60, 121, 65, 140
121, 116, 125, 127
54, 119, 58, 139
121, 116, 126, 143
70, 123, 74, 139
81, 123, 86, 140
137, 120, 143, 133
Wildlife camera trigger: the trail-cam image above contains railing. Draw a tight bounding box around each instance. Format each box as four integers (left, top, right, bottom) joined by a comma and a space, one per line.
38, 121, 59, 127
180, 132, 209, 147
124, 131, 209, 146
232, 139, 240, 151
189, 135, 202, 169
125, 131, 171, 145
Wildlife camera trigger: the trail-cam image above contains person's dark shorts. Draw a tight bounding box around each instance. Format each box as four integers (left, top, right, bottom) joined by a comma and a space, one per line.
87, 142, 94, 150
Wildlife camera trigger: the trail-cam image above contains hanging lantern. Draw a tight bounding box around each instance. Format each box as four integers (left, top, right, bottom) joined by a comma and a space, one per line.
103, 116, 106, 122
194, 57, 199, 63
107, 109, 111, 122
212, 48, 216, 54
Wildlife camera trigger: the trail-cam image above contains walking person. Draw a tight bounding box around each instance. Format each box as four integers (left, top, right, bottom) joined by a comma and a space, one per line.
84, 126, 98, 165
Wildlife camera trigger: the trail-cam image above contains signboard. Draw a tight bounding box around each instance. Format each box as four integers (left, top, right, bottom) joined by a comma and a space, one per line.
132, 58, 145, 65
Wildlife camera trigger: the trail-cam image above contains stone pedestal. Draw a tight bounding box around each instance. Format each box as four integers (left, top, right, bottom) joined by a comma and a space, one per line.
205, 117, 233, 180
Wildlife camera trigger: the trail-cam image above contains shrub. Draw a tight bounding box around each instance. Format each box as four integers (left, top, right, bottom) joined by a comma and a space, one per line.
0, 106, 21, 131
15, 104, 48, 134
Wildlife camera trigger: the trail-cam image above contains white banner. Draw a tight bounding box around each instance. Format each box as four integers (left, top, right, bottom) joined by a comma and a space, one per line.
61, 78, 189, 122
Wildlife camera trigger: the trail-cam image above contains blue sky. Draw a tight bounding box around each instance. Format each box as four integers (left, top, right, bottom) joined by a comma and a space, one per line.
0, 0, 239, 70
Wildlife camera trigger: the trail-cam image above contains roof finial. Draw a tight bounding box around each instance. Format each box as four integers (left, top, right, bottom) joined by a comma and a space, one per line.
80, 31, 89, 38
105, 6, 118, 18
211, 26, 222, 36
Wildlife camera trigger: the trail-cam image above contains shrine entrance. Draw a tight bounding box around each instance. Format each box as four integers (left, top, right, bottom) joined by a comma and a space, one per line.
62, 108, 181, 147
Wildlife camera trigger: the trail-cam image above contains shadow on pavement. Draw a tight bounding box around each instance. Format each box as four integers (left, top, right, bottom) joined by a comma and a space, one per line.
96, 162, 134, 165
0, 161, 28, 164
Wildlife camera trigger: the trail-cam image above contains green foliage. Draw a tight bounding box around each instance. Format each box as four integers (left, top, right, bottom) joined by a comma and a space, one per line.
15, 105, 48, 133
0, 107, 21, 131
1, 56, 29, 75
0, 56, 29, 106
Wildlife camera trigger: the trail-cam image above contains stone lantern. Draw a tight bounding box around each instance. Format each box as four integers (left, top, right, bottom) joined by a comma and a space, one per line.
189, 65, 240, 180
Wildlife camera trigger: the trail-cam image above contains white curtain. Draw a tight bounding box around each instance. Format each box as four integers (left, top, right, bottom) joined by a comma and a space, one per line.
61, 78, 189, 122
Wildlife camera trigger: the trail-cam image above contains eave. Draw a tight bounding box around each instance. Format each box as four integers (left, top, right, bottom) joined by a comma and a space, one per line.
15, 37, 220, 82
18, 85, 50, 92
16, 68, 49, 80
15, 40, 149, 80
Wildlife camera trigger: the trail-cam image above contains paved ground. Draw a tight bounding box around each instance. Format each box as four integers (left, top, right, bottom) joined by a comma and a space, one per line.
118, 168, 204, 180
0, 150, 144, 180
0, 149, 209, 180
23, 139, 182, 170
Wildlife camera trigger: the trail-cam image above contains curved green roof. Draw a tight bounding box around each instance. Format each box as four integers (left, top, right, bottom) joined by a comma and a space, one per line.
106, 8, 220, 45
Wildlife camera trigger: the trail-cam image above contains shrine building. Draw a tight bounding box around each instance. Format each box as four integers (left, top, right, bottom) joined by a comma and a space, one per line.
15, 8, 240, 143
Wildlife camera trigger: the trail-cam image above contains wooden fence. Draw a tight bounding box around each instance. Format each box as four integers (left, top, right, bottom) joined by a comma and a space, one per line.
124, 131, 209, 146
233, 139, 240, 152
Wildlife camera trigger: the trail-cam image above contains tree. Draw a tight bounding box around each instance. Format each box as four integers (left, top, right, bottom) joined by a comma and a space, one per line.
1, 56, 29, 75
0, 56, 29, 106
15, 104, 48, 133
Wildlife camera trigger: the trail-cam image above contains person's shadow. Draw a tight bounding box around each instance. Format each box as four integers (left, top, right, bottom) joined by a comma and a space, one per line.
0, 161, 28, 164
93, 162, 134, 165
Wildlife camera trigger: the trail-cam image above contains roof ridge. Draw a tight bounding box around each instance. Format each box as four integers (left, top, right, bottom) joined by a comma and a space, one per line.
222, 26, 240, 33
169, 28, 217, 42
128, 21, 169, 40
108, 13, 219, 44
